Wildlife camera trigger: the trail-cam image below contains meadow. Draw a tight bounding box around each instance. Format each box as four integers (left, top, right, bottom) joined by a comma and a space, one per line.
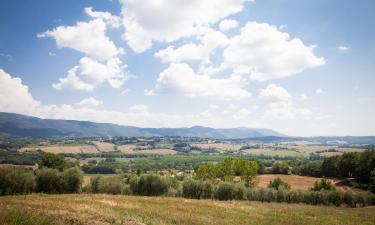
1, 194, 374, 225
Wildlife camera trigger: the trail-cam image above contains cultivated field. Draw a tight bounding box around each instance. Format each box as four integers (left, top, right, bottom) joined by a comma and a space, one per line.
117, 144, 137, 154
1, 194, 374, 225
136, 149, 177, 155
242, 149, 308, 158
92, 141, 115, 152
257, 174, 364, 193
192, 143, 238, 151
19, 145, 98, 154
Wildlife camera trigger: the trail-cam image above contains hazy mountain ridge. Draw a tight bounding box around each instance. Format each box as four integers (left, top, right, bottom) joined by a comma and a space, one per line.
0, 112, 285, 138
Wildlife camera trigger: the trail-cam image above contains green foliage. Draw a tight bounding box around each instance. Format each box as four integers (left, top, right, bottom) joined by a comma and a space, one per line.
268, 177, 291, 190
130, 174, 171, 196
88, 175, 131, 195
0, 167, 35, 195
36, 167, 83, 194
182, 179, 213, 199
40, 153, 66, 171
271, 162, 290, 174
310, 178, 336, 191
194, 157, 258, 187
215, 182, 235, 200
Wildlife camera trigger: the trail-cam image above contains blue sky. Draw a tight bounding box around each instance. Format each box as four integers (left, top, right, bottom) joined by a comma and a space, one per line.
0, 0, 374, 136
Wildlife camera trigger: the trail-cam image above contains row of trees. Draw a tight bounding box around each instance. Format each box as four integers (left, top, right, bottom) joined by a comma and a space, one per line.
0, 166, 83, 195
194, 157, 259, 187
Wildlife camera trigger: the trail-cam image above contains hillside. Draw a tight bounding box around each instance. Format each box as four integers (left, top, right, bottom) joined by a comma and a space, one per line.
0, 112, 284, 138
0, 194, 374, 225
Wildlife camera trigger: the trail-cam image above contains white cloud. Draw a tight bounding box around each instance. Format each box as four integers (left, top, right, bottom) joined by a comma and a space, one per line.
84, 7, 121, 28
121, 89, 130, 96
154, 27, 228, 63
1, 68, 373, 136
300, 93, 308, 101
315, 89, 325, 94
259, 84, 291, 101
52, 57, 132, 91
223, 22, 325, 81
48, 52, 57, 56
0, 69, 41, 115
76, 97, 102, 107
209, 104, 218, 109
146, 63, 251, 100
129, 104, 148, 113
38, 19, 121, 61
337, 45, 350, 52
120, 0, 247, 53
219, 19, 239, 31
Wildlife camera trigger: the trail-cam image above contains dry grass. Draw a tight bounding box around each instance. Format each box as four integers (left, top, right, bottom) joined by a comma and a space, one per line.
0, 194, 374, 225
257, 174, 364, 193
117, 145, 137, 154
19, 146, 98, 154
295, 146, 366, 155
92, 141, 115, 152
192, 143, 236, 150
242, 149, 307, 157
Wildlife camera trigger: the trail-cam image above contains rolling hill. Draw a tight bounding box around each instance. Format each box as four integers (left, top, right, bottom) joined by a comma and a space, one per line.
0, 112, 285, 138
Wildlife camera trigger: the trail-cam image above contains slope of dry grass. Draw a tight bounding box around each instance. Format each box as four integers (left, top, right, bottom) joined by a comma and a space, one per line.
1, 194, 374, 225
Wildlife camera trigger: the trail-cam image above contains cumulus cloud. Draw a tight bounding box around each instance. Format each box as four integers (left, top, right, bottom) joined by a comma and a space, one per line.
120, 0, 247, 53
259, 84, 291, 101
76, 97, 102, 107
300, 93, 308, 101
52, 57, 133, 91
154, 27, 228, 63
219, 19, 239, 31
223, 22, 325, 81
129, 104, 148, 112
38, 19, 121, 61
146, 63, 251, 100
84, 7, 121, 28
315, 89, 325, 94
337, 45, 350, 52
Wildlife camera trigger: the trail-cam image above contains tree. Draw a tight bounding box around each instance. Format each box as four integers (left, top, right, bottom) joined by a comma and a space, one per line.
234, 158, 258, 187
0, 167, 35, 195
40, 153, 66, 171
322, 156, 339, 177
272, 162, 289, 174
194, 163, 218, 180
61, 167, 83, 193
268, 177, 291, 190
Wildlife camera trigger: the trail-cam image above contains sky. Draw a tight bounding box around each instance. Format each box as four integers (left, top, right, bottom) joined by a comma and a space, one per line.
0, 0, 375, 136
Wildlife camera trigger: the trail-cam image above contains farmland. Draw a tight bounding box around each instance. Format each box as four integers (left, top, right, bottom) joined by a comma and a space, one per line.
1, 194, 375, 225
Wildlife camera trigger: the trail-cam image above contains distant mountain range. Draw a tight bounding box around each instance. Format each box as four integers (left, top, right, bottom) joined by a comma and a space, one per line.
0, 112, 285, 139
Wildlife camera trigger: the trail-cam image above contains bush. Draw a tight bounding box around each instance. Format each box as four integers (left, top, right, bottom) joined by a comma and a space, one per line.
310, 178, 336, 191
343, 191, 354, 207
182, 179, 213, 199
40, 153, 66, 171
36, 168, 63, 193
325, 191, 342, 206
215, 182, 235, 200
0, 167, 35, 195
88, 175, 131, 195
131, 174, 170, 196
268, 178, 291, 190
233, 183, 247, 200
61, 167, 83, 193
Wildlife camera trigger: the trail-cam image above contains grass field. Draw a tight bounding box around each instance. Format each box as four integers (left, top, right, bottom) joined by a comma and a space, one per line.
1, 194, 374, 225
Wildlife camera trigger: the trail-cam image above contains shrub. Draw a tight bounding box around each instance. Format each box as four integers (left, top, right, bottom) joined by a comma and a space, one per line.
0, 167, 35, 195
268, 178, 291, 190
215, 182, 235, 200
40, 153, 66, 171
310, 178, 336, 191
61, 167, 83, 193
233, 183, 247, 200
325, 191, 342, 206
343, 191, 354, 207
182, 179, 213, 199
131, 174, 170, 196
36, 168, 63, 193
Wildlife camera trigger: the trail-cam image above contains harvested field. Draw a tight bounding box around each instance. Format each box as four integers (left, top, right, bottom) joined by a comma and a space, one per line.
92, 141, 115, 152
117, 144, 137, 154
1, 194, 374, 225
136, 149, 177, 155
257, 174, 364, 193
295, 146, 366, 155
192, 143, 237, 150
19, 145, 98, 154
